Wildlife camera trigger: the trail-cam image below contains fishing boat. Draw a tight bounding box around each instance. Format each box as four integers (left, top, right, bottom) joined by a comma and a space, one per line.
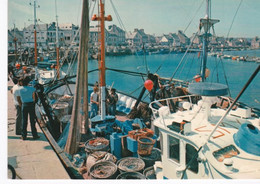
148, 0, 260, 179
33, 0, 157, 179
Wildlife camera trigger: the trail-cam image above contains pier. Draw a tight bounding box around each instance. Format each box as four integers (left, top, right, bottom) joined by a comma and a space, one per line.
7, 80, 70, 179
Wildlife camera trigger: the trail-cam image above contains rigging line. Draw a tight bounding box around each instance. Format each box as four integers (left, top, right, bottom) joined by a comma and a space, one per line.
109, 0, 127, 33
226, 0, 243, 39
185, 53, 196, 80
142, 44, 149, 74
209, 56, 221, 84
90, 0, 97, 19
155, 58, 166, 73
184, 0, 204, 33
129, 84, 145, 96
106, 68, 147, 77
169, 29, 200, 83
109, 0, 143, 60
177, 51, 190, 79
220, 57, 231, 97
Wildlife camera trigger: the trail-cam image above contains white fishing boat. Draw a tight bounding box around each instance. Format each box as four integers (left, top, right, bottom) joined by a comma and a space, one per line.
150, 89, 260, 179
148, 0, 260, 179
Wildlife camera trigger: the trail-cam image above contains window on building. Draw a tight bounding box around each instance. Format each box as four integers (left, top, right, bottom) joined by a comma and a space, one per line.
168, 136, 180, 163
185, 144, 199, 173
9, 43, 12, 47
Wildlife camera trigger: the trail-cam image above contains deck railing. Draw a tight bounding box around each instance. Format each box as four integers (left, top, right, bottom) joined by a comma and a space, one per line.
149, 95, 199, 119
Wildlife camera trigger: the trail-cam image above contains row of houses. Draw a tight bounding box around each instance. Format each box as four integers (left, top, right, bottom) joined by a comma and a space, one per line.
8, 22, 260, 51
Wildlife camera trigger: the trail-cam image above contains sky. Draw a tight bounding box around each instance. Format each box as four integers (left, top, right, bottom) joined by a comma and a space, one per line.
7, 0, 260, 38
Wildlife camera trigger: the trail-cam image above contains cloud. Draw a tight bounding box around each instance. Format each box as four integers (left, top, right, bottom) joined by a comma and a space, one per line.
8, 0, 31, 16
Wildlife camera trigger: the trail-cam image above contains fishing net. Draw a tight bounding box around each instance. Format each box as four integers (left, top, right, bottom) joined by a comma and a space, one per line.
89, 161, 118, 179
117, 157, 145, 173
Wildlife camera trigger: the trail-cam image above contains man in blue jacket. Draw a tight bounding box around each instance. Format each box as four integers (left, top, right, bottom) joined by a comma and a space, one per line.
17, 76, 40, 140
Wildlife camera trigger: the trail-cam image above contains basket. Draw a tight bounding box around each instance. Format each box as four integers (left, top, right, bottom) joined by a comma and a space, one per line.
89, 161, 118, 179
137, 136, 155, 156
84, 137, 109, 153
116, 172, 146, 179
138, 148, 161, 168
117, 157, 145, 173
128, 128, 154, 140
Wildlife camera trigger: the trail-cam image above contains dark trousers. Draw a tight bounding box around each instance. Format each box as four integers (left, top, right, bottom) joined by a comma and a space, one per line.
108, 104, 116, 116
21, 102, 38, 138
15, 105, 22, 135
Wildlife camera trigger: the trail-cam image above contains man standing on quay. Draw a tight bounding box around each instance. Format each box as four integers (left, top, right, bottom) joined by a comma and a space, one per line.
17, 76, 40, 140
11, 78, 22, 135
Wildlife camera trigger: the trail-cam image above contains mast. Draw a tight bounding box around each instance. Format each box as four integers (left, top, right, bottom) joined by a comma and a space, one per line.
33, 0, 38, 69
64, 0, 89, 155
13, 23, 18, 63
30, 0, 39, 79
200, 0, 218, 81
55, 0, 60, 78
92, 0, 112, 120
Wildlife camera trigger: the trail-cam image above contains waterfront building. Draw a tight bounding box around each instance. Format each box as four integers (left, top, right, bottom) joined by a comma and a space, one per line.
147, 34, 157, 45
46, 22, 66, 49
59, 23, 80, 47
177, 30, 190, 46
89, 25, 110, 47
126, 28, 148, 46
159, 34, 173, 46
251, 37, 260, 49
107, 24, 126, 46
190, 33, 202, 46
8, 28, 26, 51
23, 24, 48, 48
126, 30, 142, 46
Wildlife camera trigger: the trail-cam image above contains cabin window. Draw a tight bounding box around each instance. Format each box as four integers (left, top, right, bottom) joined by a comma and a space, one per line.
168, 136, 180, 163
185, 144, 199, 173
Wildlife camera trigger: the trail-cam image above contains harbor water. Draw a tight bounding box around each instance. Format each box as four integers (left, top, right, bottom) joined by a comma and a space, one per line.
65, 49, 260, 109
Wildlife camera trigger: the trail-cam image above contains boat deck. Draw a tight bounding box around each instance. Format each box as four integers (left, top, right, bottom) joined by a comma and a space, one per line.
7, 80, 70, 179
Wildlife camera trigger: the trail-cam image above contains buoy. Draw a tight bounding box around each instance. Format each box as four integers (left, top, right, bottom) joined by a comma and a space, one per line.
15, 63, 21, 69
194, 75, 201, 82
22, 66, 27, 71
144, 80, 154, 91
205, 68, 210, 78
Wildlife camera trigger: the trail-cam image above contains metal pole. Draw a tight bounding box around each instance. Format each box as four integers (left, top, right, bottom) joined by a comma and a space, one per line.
55, 0, 60, 78
33, 0, 38, 79
201, 0, 210, 81
100, 0, 106, 120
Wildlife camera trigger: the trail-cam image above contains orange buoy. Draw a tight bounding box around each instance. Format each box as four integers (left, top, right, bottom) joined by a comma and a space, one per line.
144, 80, 154, 91
15, 63, 21, 69
22, 66, 27, 71
194, 75, 201, 82
205, 68, 210, 78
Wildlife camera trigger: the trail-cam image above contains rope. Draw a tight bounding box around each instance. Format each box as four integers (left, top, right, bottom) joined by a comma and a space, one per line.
106, 67, 147, 77
226, 0, 243, 39
185, 53, 196, 80
220, 58, 231, 96
169, 29, 200, 82
183, 0, 204, 33
129, 84, 145, 96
